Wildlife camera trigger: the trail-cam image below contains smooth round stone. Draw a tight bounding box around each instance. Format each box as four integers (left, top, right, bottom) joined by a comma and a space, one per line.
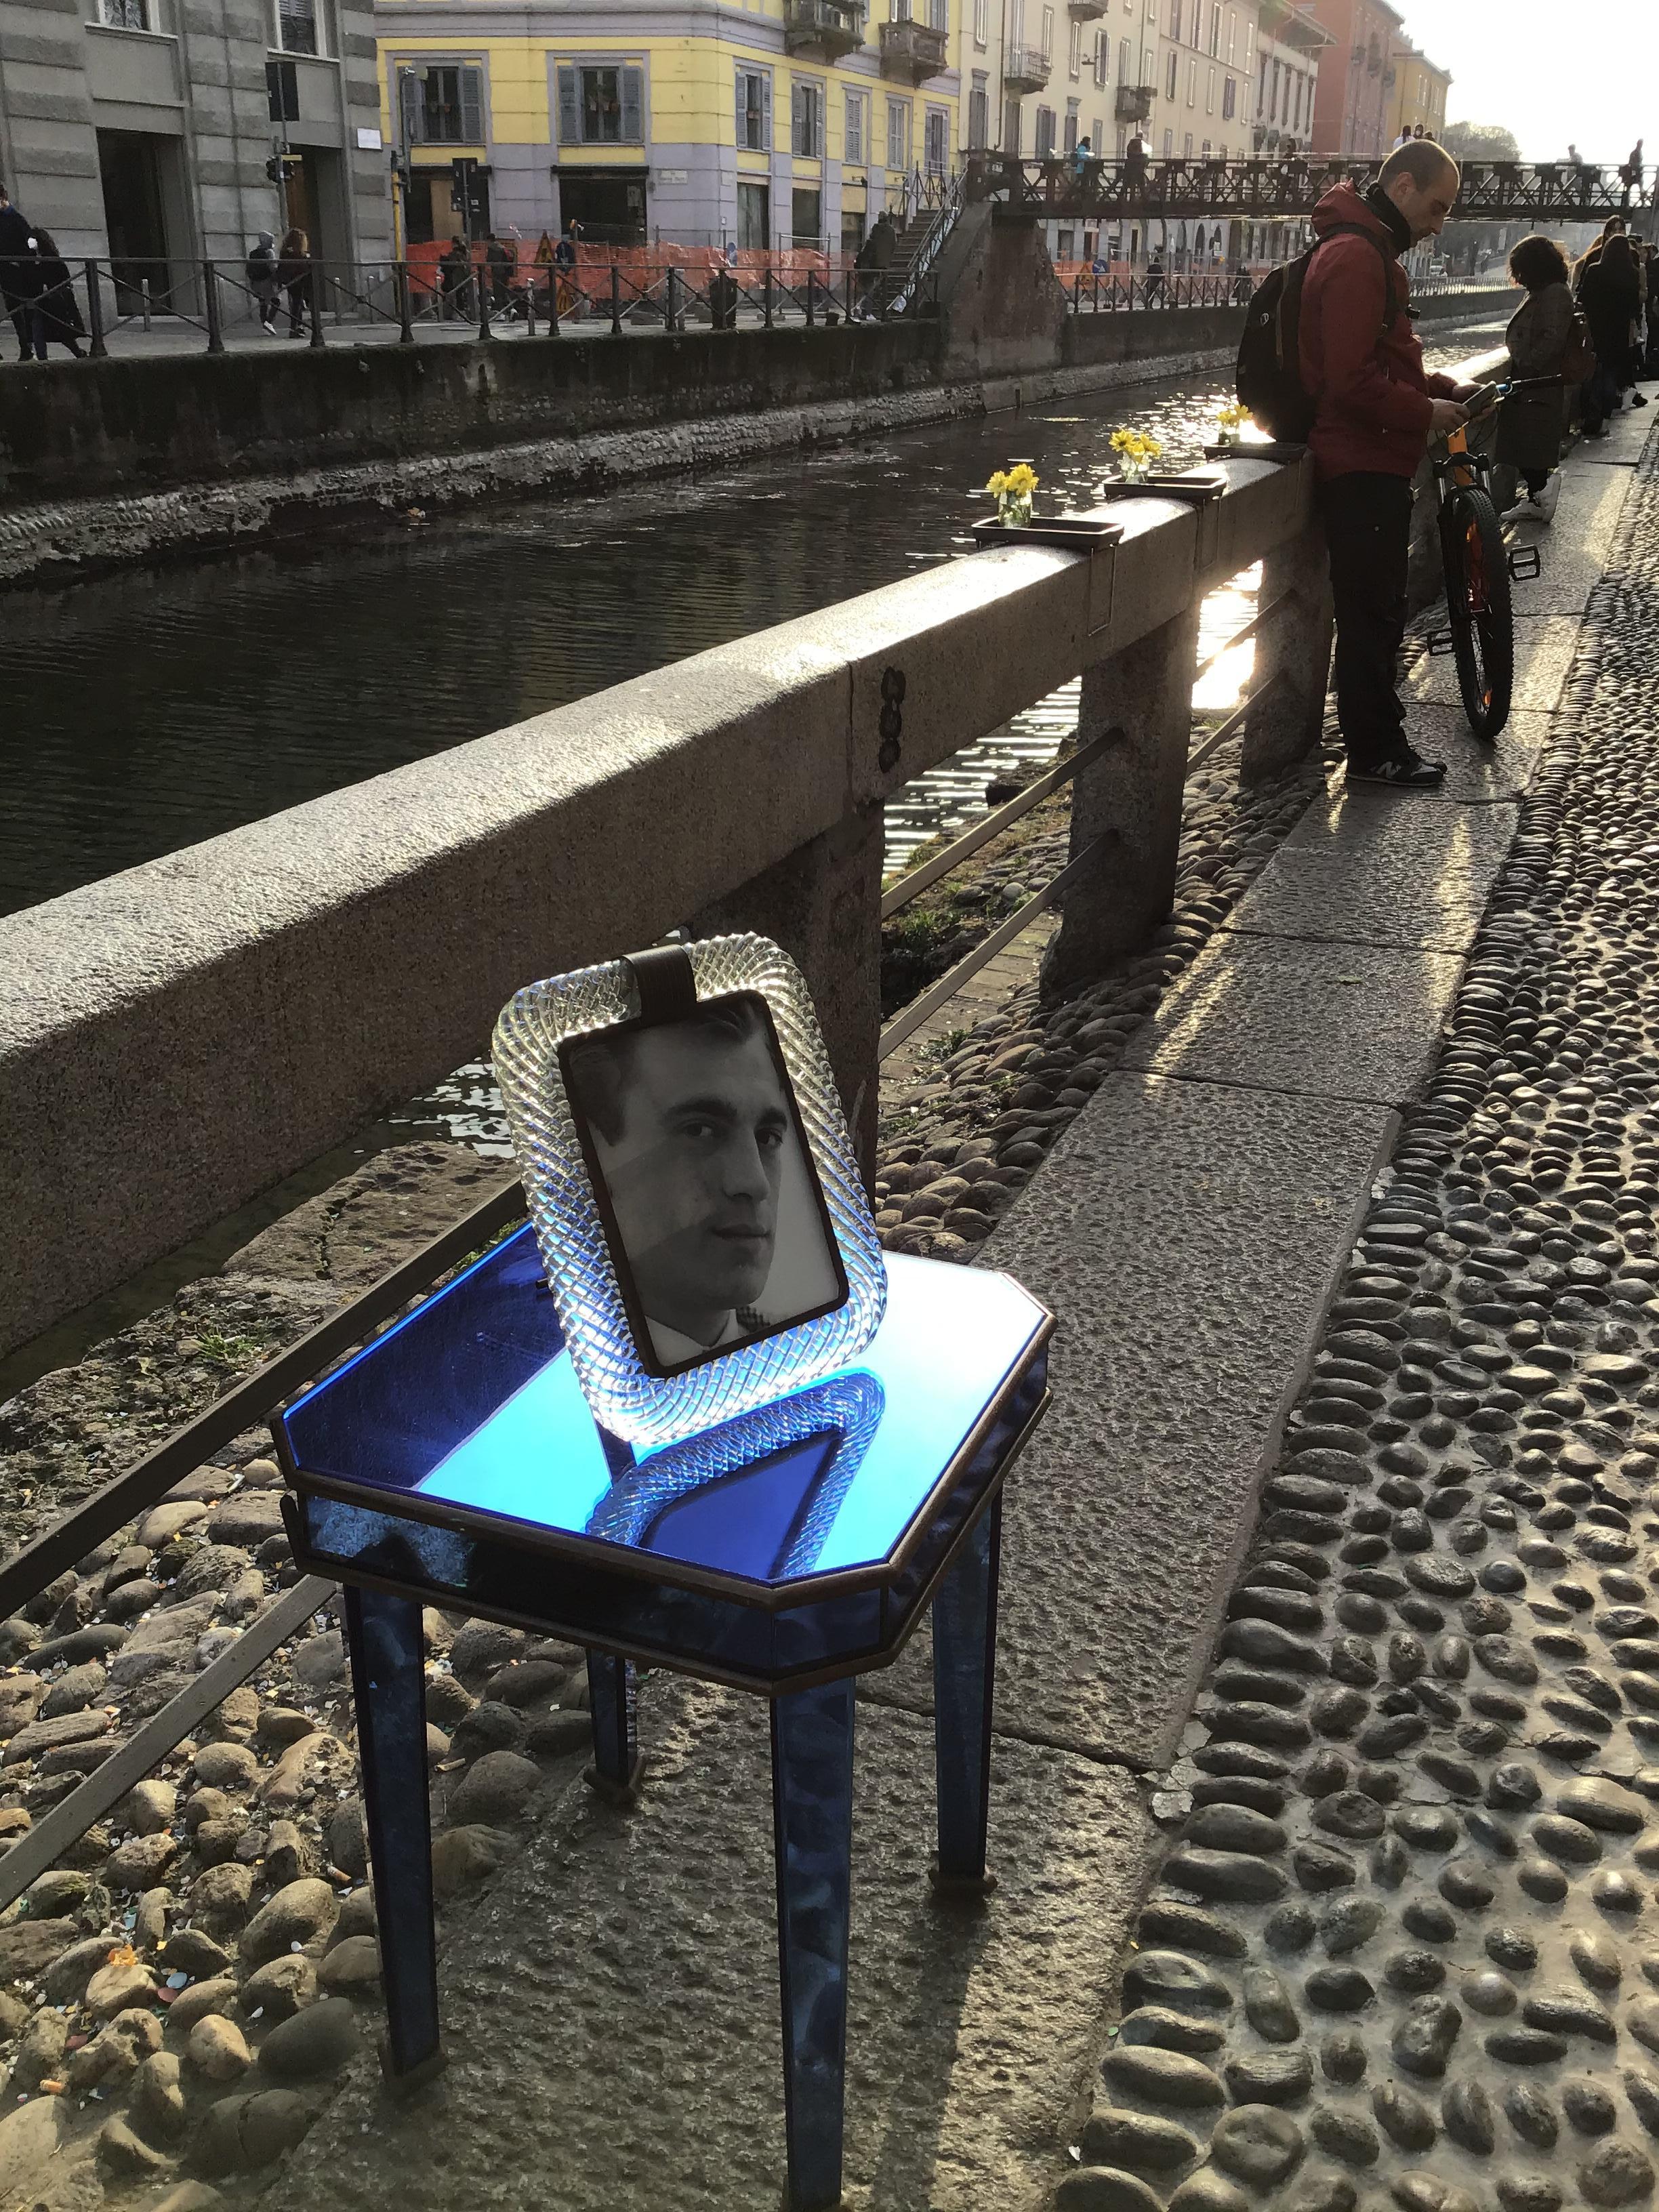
1080, 2108, 1202, 2173
1223, 2047, 1313, 2107
1386, 1950, 1446, 1994
1320, 1898, 1385, 1957
1562, 2083, 1618, 2137
1164, 2173, 1250, 2212
1506, 2082, 1560, 2148
1184, 1803, 1288, 1855
1101, 2047, 1225, 2110
1496, 2182, 1563, 2212
1572, 1933, 1624, 1989
1517, 1855, 1571, 1903
1486, 1927, 1538, 1971
1487, 2028, 1570, 2065
1595, 1871, 1645, 1915
1115, 2008, 1227, 2055
1243, 1967, 1300, 2044
1294, 1845, 1359, 1893
1304, 1968, 1374, 2013
1462, 1971, 1519, 2017
1320, 2030, 1367, 2085
1579, 2142, 1657, 2207
1122, 1953, 1233, 2014
1533, 1814, 1603, 1866
1208, 2107, 1305, 2188
1489, 1763, 1544, 1810
1309, 2107, 1378, 2167
1560, 1777, 1650, 1833
1439, 1860, 1496, 1909
1265, 1904, 1318, 1954
1394, 1806, 1459, 1852
1404, 1900, 1458, 1944
1057, 2167, 1164, 2212
1372, 2081, 1437, 2151
1442, 2078, 1496, 2156
1136, 1904, 1250, 1960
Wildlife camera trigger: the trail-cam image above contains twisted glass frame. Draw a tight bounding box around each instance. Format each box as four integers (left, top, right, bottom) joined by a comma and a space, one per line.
492, 935, 886, 1447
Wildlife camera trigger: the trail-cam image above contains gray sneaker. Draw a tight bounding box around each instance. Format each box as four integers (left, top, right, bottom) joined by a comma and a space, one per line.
1347, 749, 1447, 790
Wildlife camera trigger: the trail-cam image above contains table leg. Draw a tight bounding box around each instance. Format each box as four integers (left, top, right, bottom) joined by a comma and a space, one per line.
771, 1678, 855, 2212
586, 1652, 643, 1799
342, 1586, 443, 2084
931, 1492, 1002, 1894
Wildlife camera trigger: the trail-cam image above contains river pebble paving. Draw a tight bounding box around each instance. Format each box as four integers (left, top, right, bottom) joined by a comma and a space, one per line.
1054, 443, 1659, 2209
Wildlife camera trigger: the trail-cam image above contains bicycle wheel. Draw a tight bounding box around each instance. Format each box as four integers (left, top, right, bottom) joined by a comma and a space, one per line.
1439, 483, 1513, 740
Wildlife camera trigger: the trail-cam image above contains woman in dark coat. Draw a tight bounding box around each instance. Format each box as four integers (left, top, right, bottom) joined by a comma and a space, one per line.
276, 227, 310, 338
27, 230, 85, 359
1496, 235, 1574, 519
1578, 232, 1641, 437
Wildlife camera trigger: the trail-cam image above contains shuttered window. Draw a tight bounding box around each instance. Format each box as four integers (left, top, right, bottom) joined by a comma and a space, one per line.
556, 62, 645, 146
792, 80, 823, 157
844, 90, 864, 164
737, 66, 771, 150
397, 63, 484, 145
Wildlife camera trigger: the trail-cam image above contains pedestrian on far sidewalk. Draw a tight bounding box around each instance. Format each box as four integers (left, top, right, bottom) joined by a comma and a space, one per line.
1145, 247, 1164, 303
247, 232, 280, 332
1495, 234, 1575, 523
26, 230, 85, 359
277, 226, 311, 337
1300, 138, 1477, 790
0, 180, 38, 361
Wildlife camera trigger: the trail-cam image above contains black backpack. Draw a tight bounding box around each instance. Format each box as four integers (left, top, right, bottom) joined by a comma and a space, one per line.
1236, 224, 1396, 441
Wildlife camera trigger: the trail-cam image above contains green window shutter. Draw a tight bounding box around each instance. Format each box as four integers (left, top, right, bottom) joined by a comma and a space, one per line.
556, 63, 579, 148
760, 73, 771, 150
459, 64, 483, 143
621, 64, 643, 142
736, 67, 747, 146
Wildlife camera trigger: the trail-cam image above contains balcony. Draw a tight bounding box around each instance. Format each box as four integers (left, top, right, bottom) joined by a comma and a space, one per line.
880, 16, 948, 79
1004, 41, 1048, 92
1114, 81, 1153, 122
1067, 0, 1108, 18
784, 0, 865, 56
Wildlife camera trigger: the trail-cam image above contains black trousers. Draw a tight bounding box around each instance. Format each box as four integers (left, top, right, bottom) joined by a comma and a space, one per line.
1318, 470, 1414, 768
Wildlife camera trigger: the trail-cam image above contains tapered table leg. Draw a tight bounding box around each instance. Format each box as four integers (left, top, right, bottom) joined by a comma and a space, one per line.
771, 1677, 856, 2212
931, 1493, 1002, 1894
343, 1586, 444, 2084
586, 1652, 643, 1799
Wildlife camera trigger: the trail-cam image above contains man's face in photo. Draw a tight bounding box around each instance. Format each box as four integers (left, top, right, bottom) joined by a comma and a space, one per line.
592, 1019, 786, 1349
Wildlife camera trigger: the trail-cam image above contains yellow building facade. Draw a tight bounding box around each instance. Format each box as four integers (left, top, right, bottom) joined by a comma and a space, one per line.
1385, 41, 1448, 146
378, 1, 959, 255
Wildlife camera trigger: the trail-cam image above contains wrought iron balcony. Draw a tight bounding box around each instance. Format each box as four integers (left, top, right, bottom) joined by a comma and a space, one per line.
880, 17, 948, 80
784, 0, 865, 57
1003, 41, 1048, 91
1114, 81, 1153, 122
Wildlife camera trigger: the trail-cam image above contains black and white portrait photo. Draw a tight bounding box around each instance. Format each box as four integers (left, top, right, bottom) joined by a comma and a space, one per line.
562, 993, 847, 1376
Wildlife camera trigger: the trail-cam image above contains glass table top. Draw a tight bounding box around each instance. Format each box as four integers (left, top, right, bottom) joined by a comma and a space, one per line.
281, 1236, 1048, 1592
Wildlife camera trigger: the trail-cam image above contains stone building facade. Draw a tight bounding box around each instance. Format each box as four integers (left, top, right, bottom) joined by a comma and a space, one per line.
1304, 0, 1399, 159
0, 0, 390, 272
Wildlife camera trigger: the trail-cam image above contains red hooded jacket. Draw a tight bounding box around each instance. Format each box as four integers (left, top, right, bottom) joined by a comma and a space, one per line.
1298, 180, 1461, 480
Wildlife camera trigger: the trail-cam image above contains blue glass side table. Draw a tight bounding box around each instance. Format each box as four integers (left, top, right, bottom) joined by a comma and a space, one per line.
276, 1233, 1052, 2212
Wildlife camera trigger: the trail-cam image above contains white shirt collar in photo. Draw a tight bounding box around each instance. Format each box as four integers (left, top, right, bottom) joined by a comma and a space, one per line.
646, 1311, 747, 1368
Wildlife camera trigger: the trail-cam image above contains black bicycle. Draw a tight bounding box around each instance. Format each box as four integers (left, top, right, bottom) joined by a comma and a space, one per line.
1425, 379, 1552, 741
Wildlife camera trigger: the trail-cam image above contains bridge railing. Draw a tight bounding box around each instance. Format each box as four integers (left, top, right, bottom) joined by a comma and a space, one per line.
967, 149, 1654, 222
0, 329, 1509, 1363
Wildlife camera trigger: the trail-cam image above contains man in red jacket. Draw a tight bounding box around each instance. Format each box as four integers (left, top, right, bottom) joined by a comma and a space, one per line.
1301, 139, 1475, 788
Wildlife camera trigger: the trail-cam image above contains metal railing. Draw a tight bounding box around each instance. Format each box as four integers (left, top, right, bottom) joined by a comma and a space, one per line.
0, 253, 937, 363
968, 148, 1657, 223
1061, 265, 1511, 315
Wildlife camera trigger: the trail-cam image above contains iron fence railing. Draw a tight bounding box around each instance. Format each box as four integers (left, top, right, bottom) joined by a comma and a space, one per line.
0, 253, 940, 362
1061, 266, 1512, 315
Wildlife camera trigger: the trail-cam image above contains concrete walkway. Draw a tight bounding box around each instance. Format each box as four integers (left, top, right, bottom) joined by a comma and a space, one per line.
257, 405, 1654, 2212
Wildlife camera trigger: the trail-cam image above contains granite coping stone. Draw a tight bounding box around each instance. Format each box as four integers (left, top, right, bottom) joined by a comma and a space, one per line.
253, 1685, 1149, 2212
864, 1071, 1393, 1767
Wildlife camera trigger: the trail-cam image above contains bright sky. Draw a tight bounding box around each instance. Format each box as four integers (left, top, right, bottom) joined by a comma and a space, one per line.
1393, 1, 1656, 165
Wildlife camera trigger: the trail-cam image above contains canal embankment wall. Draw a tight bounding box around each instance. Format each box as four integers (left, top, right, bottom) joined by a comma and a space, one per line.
0, 280, 1500, 588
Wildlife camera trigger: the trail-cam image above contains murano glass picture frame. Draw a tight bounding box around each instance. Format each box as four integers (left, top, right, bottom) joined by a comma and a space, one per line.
492, 934, 888, 1448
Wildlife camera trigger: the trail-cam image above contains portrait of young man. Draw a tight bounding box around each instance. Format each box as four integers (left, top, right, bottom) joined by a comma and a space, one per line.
563, 995, 845, 1374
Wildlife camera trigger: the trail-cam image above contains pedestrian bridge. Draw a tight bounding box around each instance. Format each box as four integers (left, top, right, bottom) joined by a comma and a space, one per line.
970, 149, 1656, 227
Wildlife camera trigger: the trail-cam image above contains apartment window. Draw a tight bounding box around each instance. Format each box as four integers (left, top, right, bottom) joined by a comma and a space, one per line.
103, 0, 148, 26
1186, 54, 1195, 104
792, 79, 824, 157
1004, 98, 1021, 151
1064, 98, 1079, 151
968, 79, 988, 145
555, 63, 644, 146
886, 95, 909, 168
1221, 73, 1234, 118
844, 88, 864, 161
1162, 125, 1172, 153
737, 66, 771, 151
1094, 30, 1107, 82
1118, 38, 1130, 82
275, 0, 321, 57
1293, 73, 1303, 127
1206, 65, 1214, 110
401, 62, 484, 145
925, 107, 948, 171
1034, 104, 1054, 156
1168, 0, 1180, 33
1207, 1, 1218, 55
1164, 50, 1176, 99
1181, 129, 1191, 154
1226, 7, 1235, 62
1041, 5, 1053, 61
1069, 20, 1080, 76
1254, 64, 1263, 115
974, 0, 988, 41
267, 57, 298, 118
1092, 112, 1103, 144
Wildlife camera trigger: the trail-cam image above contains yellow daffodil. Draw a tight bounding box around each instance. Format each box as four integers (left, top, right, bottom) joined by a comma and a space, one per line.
986, 470, 1009, 495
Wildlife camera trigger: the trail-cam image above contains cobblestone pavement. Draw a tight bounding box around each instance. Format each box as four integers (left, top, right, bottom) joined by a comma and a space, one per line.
1058, 436, 1659, 2212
